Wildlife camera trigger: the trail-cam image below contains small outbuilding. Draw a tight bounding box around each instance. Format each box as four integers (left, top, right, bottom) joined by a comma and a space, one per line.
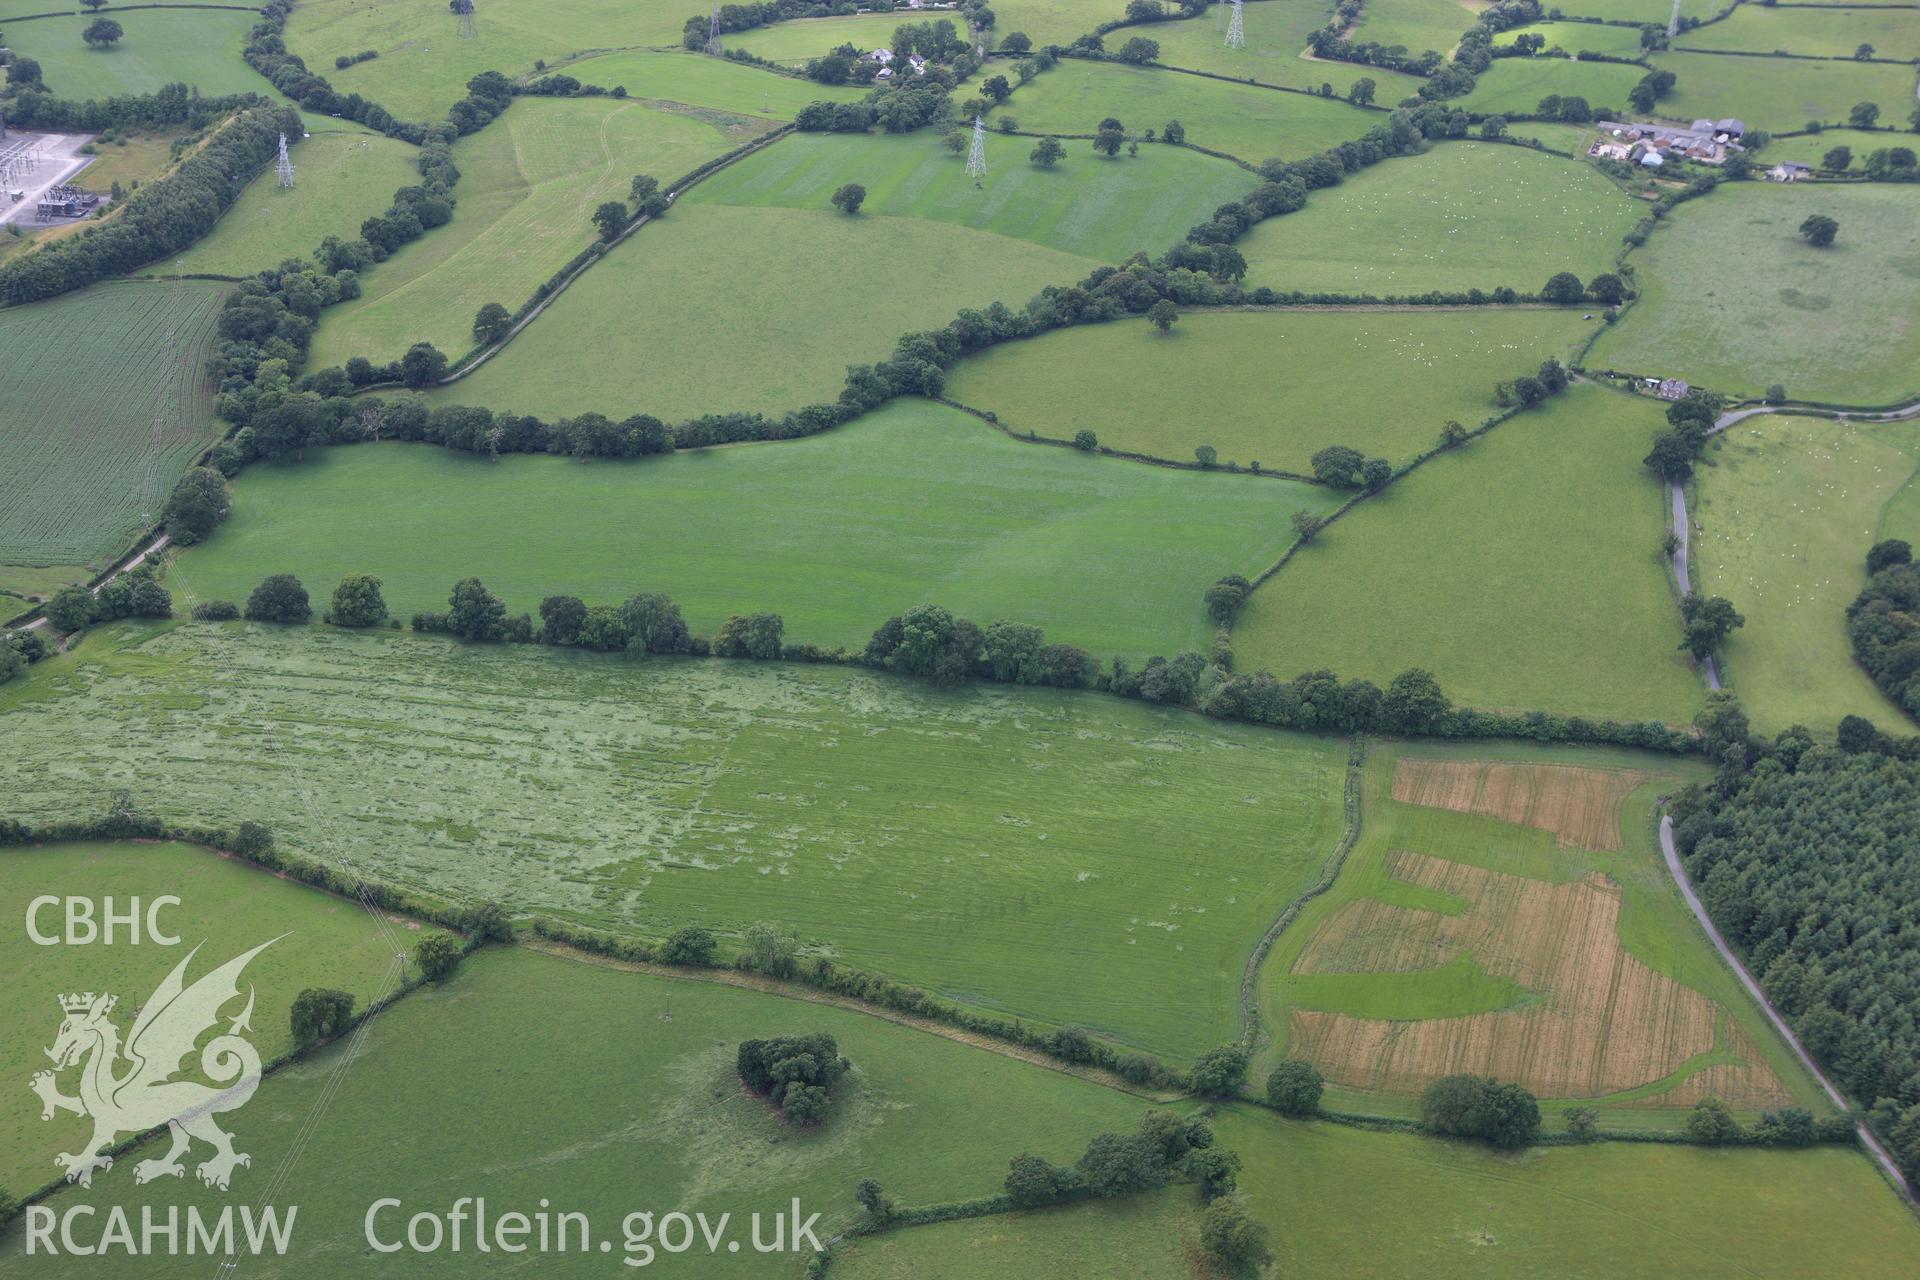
1768, 161, 1811, 182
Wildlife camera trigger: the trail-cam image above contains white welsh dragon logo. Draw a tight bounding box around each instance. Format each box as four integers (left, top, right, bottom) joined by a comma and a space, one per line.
30, 937, 281, 1191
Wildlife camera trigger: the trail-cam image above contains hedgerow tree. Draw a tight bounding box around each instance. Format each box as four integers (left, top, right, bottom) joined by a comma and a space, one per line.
290, 988, 355, 1045
1265, 1059, 1324, 1114
1679, 592, 1744, 659
1310, 444, 1366, 487
622, 592, 691, 654
1420, 1074, 1541, 1148
1005, 1152, 1074, 1206
400, 342, 448, 387
246, 574, 311, 624
1117, 36, 1159, 63
1073, 429, 1098, 450
472, 302, 511, 344
1201, 1198, 1272, 1272
745, 921, 799, 978
414, 931, 463, 982
328, 574, 388, 627
1205, 574, 1251, 624
446, 577, 507, 641
1148, 298, 1179, 333
714, 611, 784, 659
1188, 1044, 1249, 1096
660, 925, 716, 966
1163, 119, 1185, 144
1541, 271, 1585, 303
539, 595, 587, 645
160, 468, 230, 545
1686, 1098, 1744, 1144
592, 200, 628, 240
1093, 118, 1125, 157
1029, 135, 1065, 167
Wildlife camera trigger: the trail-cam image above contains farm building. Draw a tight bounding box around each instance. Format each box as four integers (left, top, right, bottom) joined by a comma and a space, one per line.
1768, 161, 1812, 183
1653, 378, 1691, 400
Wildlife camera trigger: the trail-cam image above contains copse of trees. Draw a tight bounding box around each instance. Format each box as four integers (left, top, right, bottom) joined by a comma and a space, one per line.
43, 564, 171, 636
160, 467, 231, 546
289, 988, 355, 1045
737, 1032, 850, 1124
1847, 542, 1920, 718
1671, 707, 1920, 1185
1420, 1074, 1542, 1148
327, 574, 389, 627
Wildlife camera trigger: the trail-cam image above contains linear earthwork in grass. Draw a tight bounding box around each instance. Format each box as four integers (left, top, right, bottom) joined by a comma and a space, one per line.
1647, 50, 1920, 134
177, 399, 1341, 656
1675, 4, 1920, 61
841, 1106, 1920, 1277
990, 60, 1383, 164
308, 96, 769, 370
423, 201, 1105, 418
1493, 21, 1650, 57
170, 130, 424, 279
1131, 4, 1429, 100
550, 48, 872, 118
0, 944, 1162, 1276
685, 129, 1259, 263
1586, 182, 1920, 406
1, 9, 269, 99
942, 307, 1603, 471
1689, 414, 1920, 735
1236, 140, 1640, 297
0, 841, 401, 1194
1234, 385, 1705, 724
2, 624, 1350, 1060
0, 281, 227, 601
282, 0, 696, 121
1455, 56, 1648, 117
1256, 741, 1821, 1120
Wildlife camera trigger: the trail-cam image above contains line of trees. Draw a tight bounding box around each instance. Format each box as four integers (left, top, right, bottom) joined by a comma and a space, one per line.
1847, 540, 1920, 721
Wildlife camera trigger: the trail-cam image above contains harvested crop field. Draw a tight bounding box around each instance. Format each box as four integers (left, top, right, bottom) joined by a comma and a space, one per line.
1389, 757, 1648, 850
1288, 849, 1791, 1104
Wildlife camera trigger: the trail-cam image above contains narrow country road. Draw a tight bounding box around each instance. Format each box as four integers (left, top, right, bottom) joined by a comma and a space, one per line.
9, 533, 170, 638
1664, 395, 1920, 693
1659, 815, 1914, 1203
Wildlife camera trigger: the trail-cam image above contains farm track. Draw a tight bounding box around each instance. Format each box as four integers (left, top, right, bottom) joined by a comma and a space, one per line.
1658, 815, 1916, 1204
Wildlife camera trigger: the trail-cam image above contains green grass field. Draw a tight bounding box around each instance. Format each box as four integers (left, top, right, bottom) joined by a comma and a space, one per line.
685, 128, 1258, 262
423, 201, 1103, 417
551, 47, 870, 116
2, 623, 1348, 1060
734, 13, 916, 65
0, 840, 401, 1196
990, 59, 1383, 164
1, 9, 268, 99
943, 307, 1603, 471
1586, 182, 1920, 406
1676, 4, 1920, 60
1648, 50, 1919, 133
1493, 22, 1651, 57
170, 128, 423, 279
831, 1190, 1204, 1278
994, 0, 1147, 49
0, 944, 1163, 1274
1216, 1105, 1920, 1278
1550, 0, 1726, 22
1237, 140, 1640, 297
1234, 385, 1706, 723
1350, 0, 1474, 56
309, 96, 767, 369
1252, 741, 1818, 1118
1129, 2, 1431, 100
67, 129, 187, 196
1690, 414, 1920, 735
176, 398, 1338, 655
0, 281, 227, 600
283, 0, 695, 121
1765, 126, 1918, 169
1456, 56, 1647, 117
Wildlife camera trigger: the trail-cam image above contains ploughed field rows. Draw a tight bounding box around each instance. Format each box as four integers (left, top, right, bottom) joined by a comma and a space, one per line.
176, 402, 1336, 659
1256, 744, 1817, 1117
5, 942, 1156, 1278
1, 623, 1349, 1061
1236, 140, 1640, 297
1589, 182, 1920, 407
0, 281, 227, 595
0, 842, 399, 1192
309, 96, 774, 369
942, 307, 1602, 472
